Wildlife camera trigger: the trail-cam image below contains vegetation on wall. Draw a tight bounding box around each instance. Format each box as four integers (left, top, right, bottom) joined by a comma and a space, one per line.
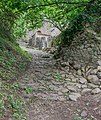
61, 0, 101, 45
0, 36, 31, 119
0, 1, 32, 119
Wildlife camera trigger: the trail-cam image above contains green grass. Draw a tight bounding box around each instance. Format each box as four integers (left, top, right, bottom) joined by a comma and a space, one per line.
0, 36, 32, 119
0, 82, 27, 119
24, 86, 33, 94
0, 38, 32, 80
54, 72, 62, 81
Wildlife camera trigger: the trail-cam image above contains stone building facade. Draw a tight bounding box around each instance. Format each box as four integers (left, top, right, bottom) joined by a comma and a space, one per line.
26, 19, 61, 49
29, 30, 51, 49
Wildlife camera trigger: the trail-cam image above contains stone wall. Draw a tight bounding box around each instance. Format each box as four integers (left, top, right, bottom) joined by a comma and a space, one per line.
56, 29, 101, 66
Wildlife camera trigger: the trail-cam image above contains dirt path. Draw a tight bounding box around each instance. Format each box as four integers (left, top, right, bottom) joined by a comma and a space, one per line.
18, 43, 101, 120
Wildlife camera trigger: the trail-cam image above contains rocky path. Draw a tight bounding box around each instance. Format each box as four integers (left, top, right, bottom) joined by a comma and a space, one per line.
18, 42, 101, 120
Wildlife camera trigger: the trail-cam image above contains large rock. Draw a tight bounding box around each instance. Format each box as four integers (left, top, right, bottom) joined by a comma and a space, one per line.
92, 88, 101, 94
73, 64, 81, 70
58, 91, 63, 95
61, 89, 69, 93
97, 72, 101, 79
81, 85, 87, 89
97, 60, 101, 66
87, 83, 99, 88
71, 78, 78, 82
76, 83, 82, 89
61, 62, 69, 67
87, 75, 100, 85
97, 66, 101, 72
67, 86, 77, 92
49, 47, 56, 54
90, 69, 97, 75
81, 110, 88, 117
52, 81, 63, 85
77, 69, 82, 76
69, 93, 81, 101
82, 88, 92, 93
79, 78, 87, 84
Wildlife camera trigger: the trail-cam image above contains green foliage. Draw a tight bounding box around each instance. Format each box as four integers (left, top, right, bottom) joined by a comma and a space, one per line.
0, 0, 92, 38
0, 13, 31, 119
74, 116, 84, 120
0, 93, 6, 116
55, 0, 101, 46
61, 13, 85, 46
24, 86, 33, 94
1, 0, 100, 40
0, 39, 32, 80
54, 72, 62, 81
0, 82, 27, 119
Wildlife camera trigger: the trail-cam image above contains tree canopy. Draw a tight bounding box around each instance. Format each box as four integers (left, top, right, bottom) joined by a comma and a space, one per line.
0, 0, 101, 41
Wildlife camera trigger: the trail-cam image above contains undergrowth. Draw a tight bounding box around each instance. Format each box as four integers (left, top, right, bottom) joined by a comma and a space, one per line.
0, 37, 32, 80
0, 82, 27, 119
0, 36, 32, 119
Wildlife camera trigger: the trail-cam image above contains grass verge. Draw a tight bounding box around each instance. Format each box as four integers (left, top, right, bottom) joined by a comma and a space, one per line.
0, 37, 32, 119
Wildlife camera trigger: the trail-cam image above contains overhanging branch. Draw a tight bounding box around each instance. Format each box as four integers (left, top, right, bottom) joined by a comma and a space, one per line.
25, 1, 89, 11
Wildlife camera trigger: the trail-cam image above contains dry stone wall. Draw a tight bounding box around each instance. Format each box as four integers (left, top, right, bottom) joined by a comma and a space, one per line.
51, 29, 101, 92
58, 29, 101, 66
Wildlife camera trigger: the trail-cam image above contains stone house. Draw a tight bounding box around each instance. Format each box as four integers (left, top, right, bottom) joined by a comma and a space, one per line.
27, 19, 61, 49
29, 30, 51, 49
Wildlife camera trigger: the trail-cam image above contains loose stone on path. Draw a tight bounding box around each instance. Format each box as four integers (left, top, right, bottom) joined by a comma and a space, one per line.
69, 93, 81, 101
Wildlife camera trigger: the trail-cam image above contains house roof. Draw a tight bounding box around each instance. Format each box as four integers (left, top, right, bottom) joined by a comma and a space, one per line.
36, 30, 51, 36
